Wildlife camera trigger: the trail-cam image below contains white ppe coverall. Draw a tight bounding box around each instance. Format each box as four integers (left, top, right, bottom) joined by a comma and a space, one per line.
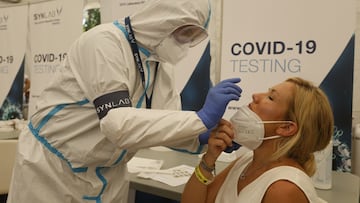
7, 0, 211, 202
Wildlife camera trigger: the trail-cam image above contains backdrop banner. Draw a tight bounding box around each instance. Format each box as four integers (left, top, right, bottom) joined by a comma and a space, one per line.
28, 0, 83, 116
220, 0, 355, 172
100, 0, 147, 23
0, 4, 27, 120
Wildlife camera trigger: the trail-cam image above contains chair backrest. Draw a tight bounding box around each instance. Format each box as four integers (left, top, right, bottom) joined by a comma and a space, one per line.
0, 139, 18, 194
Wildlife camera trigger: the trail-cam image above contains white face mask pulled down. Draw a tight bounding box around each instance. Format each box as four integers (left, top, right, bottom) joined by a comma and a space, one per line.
230, 105, 292, 150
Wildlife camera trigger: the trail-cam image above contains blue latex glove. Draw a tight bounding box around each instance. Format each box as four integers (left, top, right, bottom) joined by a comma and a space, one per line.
200, 132, 241, 153
197, 78, 242, 130
199, 131, 241, 153
198, 130, 211, 145
224, 141, 241, 153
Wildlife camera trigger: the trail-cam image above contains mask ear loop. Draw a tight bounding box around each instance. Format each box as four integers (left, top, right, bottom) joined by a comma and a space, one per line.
260, 135, 281, 141
258, 121, 294, 124
263, 121, 298, 140
257, 121, 296, 141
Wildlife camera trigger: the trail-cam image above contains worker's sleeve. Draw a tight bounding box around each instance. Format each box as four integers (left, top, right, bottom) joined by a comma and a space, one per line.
69, 24, 134, 106
167, 137, 208, 155
100, 107, 208, 152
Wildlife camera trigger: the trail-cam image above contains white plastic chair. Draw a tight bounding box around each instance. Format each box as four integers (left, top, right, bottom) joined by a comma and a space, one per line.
0, 139, 17, 195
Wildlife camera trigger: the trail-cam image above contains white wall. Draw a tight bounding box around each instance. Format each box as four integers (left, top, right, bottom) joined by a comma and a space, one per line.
354, 0, 360, 125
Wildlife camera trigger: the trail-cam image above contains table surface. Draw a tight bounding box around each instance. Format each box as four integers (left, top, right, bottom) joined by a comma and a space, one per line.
130, 147, 360, 203
2, 132, 358, 202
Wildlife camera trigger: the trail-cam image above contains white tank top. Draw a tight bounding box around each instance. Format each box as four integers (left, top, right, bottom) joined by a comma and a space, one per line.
215, 151, 327, 203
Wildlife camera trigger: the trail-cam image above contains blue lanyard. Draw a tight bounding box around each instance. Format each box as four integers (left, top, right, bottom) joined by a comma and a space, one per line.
124, 17, 146, 88
114, 17, 158, 109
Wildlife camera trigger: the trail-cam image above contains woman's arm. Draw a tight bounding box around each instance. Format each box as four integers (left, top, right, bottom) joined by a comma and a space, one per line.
181, 119, 236, 203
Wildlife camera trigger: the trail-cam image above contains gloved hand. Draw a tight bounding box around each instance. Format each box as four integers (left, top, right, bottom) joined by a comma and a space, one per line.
199, 130, 241, 152
198, 130, 211, 145
197, 78, 242, 130
223, 141, 241, 153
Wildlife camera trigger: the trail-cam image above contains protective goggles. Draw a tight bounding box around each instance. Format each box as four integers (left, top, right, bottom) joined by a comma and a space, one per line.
171, 24, 208, 47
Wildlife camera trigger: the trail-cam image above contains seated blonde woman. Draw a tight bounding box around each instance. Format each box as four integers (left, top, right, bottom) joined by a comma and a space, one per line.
182, 77, 333, 203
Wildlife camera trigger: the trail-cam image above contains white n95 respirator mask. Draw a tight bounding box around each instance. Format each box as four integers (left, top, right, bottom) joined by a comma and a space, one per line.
230, 105, 291, 150
155, 35, 189, 65
155, 25, 208, 65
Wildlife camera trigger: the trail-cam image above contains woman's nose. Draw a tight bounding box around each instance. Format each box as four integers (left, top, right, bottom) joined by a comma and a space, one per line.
252, 93, 258, 103
252, 93, 264, 103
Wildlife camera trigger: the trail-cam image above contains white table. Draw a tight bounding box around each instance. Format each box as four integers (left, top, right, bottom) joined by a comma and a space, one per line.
130, 148, 360, 203
2, 132, 358, 202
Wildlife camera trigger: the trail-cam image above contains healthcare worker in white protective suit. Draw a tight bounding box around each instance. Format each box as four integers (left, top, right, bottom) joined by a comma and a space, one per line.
7, 0, 242, 202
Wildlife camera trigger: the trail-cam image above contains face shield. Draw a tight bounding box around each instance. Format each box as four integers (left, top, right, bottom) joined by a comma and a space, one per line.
172, 24, 208, 47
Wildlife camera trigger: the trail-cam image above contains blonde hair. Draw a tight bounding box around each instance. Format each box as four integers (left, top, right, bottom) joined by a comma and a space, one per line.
272, 77, 334, 176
